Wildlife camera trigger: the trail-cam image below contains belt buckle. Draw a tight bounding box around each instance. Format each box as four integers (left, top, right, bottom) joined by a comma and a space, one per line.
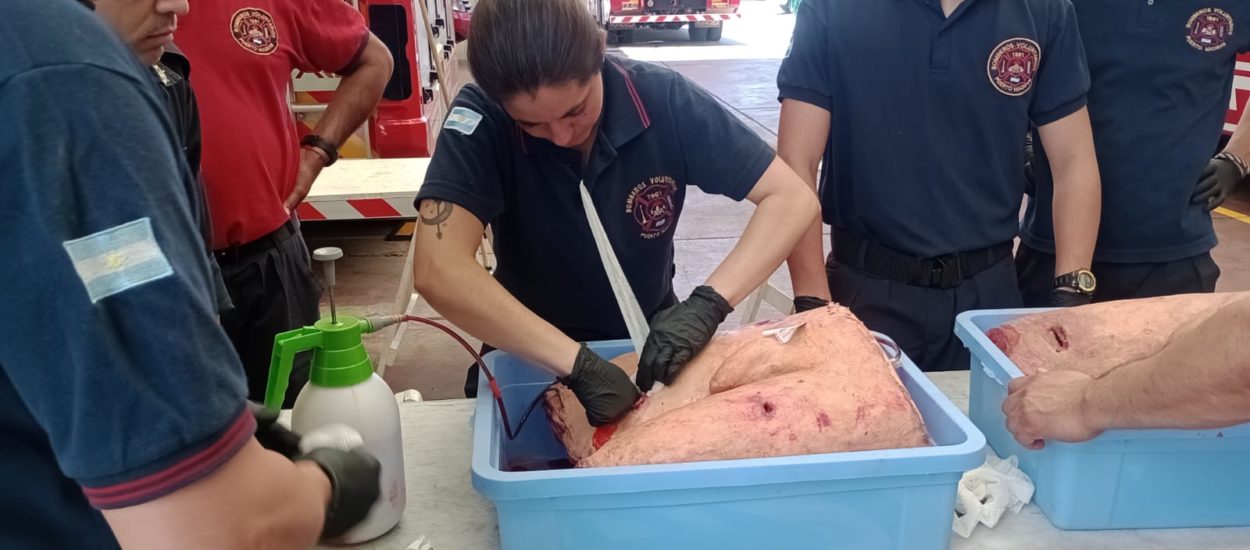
934, 254, 963, 288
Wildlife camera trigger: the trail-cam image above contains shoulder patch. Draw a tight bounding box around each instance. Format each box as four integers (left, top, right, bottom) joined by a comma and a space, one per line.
62, 218, 174, 304
444, 107, 484, 135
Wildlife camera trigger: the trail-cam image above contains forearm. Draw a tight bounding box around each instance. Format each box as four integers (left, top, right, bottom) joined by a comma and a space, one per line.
1082, 298, 1250, 431
311, 36, 392, 146
706, 158, 821, 304
1040, 109, 1101, 276
778, 156, 829, 300
1050, 166, 1100, 275
413, 254, 580, 377
105, 442, 330, 550
1223, 104, 1250, 161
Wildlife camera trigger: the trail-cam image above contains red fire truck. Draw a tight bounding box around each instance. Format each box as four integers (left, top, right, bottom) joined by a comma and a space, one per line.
293, 0, 460, 161
1223, 53, 1250, 136
589, 0, 744, 44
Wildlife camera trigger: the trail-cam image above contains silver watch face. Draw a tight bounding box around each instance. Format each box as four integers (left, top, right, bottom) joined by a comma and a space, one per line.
1076, 271, 1097, 292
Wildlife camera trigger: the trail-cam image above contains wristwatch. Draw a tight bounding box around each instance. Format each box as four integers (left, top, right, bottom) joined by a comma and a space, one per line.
1053, 269, 1097, 295
300, 134, 340, 167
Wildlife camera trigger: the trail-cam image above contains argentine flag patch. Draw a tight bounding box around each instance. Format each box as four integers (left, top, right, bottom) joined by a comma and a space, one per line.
444, 106, 483, 135
62, 217, 174, 303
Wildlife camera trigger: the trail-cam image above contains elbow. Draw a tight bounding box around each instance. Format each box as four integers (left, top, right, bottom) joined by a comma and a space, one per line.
412, 249, 462, 299
796, 184, 821, 225
357, 35, 395, 96
411, 251, 441, 296
777, 152, 820, 190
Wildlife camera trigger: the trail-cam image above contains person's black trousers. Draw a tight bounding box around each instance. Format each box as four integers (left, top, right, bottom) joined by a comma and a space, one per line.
217, 218, 323, 407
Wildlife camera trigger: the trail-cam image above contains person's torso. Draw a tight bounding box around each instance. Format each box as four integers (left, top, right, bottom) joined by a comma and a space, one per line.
177, 1, 307, 248
472, 60, 696, 340
817, 0, 1068, 257
1023, 0, 1250, 262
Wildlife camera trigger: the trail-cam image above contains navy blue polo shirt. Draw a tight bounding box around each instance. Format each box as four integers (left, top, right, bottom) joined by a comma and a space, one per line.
1022, 1, 1250, 263
0, 1, 252, 547
417, 56, 775, 342
778, 0, 1089, 258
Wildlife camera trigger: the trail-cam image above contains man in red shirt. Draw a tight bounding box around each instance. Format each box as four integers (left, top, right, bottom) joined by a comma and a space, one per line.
179, 1, 393, 405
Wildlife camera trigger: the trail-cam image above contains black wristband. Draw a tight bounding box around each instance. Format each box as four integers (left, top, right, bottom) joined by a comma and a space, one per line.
301, 134, 340, 167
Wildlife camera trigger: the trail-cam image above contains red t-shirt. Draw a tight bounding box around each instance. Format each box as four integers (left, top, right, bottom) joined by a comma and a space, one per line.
178, 1, 368, 248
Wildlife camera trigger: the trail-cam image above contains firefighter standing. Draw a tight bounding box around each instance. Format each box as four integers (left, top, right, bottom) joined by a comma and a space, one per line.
776, 0, 1103, 372
176, 1, 394, 406
1017, 2, 1250, 304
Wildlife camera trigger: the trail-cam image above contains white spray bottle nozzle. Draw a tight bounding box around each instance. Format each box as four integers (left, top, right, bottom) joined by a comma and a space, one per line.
313, 247, 344, 323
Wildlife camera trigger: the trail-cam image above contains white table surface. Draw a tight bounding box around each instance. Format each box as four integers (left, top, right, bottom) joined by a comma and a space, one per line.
305, 158, 429, 201
336, 372, 1250, 550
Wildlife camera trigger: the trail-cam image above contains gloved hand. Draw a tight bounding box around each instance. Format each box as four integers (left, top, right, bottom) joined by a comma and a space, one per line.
793, 295, 829, 313
1049, 288, 1091, 308
297, 447, 382, 540
637, 285, 734, 392
249, 401, 302, 459
562, 344, 640, 426
1192, 154, 1247, 211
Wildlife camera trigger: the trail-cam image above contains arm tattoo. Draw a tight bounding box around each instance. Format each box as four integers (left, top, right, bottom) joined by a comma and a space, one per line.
420, 200, 453, 239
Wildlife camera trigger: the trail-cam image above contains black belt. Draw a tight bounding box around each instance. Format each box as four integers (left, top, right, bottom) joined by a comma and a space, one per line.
831, 230, 1012, 289
213, 219, 297, 265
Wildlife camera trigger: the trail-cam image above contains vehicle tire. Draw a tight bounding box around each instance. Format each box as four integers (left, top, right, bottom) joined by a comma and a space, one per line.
617, 29, 635, 44
705, 25, 722, 42
688, 25, 709, 42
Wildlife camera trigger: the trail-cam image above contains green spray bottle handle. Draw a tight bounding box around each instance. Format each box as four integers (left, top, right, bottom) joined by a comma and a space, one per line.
263, 327, 324, 410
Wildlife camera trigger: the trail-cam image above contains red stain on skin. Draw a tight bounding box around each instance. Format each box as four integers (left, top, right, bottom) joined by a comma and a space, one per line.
987, 326, 1019, 354
855, 405, 867, 424
593, 424, 618, 450
817, 412, 832, 429
1049, 325, 1070, 351
747, 392, 777, 418
591, 395, 647, 451
789, 433, 798, 442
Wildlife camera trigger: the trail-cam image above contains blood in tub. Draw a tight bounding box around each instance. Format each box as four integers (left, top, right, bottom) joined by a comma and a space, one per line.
505, 458, 574, 472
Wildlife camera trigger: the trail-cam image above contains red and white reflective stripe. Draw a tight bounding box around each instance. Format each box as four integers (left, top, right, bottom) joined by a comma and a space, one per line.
297, 197, 419, 221
609, 13, 740, 24
1224, 59, 1250, 134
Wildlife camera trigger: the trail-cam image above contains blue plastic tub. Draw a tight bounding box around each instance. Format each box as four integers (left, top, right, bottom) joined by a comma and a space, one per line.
955, 309, 1250, 530
471, 339, 986, 550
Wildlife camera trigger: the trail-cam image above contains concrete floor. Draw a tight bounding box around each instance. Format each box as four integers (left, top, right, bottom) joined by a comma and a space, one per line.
304, 0, 1250, 400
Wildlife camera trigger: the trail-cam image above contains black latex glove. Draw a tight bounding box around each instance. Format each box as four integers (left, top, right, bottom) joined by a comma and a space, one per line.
793, 295, 829, 313
297, 447, 382, 540
1192, 156, 1245, 211
249, 401, 303, 459
561, 344, 641, 426
1050, 288, 1091, 308
637, 285, 734, 392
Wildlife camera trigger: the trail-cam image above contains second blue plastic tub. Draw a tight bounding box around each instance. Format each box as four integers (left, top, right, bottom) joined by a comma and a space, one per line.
471, 339, 985, 550
955, 309, 1250, 530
